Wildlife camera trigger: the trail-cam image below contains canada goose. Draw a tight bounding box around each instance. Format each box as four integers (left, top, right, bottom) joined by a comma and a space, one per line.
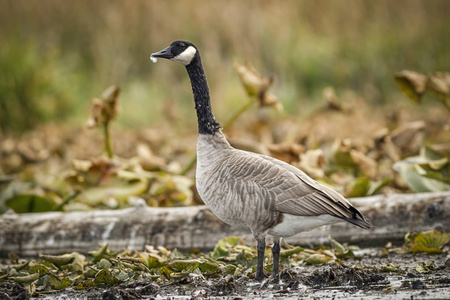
150, 41, 373, 281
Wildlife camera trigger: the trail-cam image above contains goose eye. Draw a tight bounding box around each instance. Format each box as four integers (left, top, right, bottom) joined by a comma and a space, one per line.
180, 43, 186, 48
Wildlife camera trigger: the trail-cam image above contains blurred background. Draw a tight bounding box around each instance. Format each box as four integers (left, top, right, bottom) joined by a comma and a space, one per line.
1, 0, 449, 133
1, 0, 449, 213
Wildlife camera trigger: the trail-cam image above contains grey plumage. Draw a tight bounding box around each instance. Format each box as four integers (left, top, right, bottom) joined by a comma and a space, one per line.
196, 133, 372, 233
151, 41, 373, 281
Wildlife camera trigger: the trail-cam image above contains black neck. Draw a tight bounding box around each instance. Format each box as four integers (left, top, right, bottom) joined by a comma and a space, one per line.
185, 57, 221, 135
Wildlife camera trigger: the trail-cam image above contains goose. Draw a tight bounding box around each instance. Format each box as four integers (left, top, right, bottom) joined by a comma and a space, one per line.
150, 41, 373, 281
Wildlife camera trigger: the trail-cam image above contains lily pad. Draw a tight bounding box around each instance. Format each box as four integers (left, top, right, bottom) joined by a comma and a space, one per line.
38, 253, 75, 268
404, 230, 450, 253
328, 236, 346, 254
11, 272, 39, 283
305, 254, 330, 265
94, 268, 119, 285
5, 194, 56, 213
211, 236, 241, 259
393, 148, 450, 192
48, 274, 72, 290
415, 261, 437, 274
137, 251, 166, 269
168, 259, 200, 272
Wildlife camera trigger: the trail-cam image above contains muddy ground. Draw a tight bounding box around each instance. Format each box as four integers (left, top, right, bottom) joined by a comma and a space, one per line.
1, 251, 449, 300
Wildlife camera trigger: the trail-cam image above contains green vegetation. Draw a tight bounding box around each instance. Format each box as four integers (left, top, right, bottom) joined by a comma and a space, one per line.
1, 1, 449, 132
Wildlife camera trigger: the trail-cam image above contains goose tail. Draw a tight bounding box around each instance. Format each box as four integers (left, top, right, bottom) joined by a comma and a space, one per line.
340, 207, 374, 230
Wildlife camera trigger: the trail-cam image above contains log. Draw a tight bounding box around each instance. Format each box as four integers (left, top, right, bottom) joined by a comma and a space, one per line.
1, 192, 449, 256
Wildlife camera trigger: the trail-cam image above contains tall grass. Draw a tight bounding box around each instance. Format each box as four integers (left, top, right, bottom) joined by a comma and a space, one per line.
1, 0, 449, 132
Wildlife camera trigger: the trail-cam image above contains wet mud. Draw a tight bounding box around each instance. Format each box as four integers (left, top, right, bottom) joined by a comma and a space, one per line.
1, 252, 449, 299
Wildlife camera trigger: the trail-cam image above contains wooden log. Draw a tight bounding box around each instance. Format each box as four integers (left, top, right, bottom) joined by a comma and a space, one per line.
1, 192, 449, 256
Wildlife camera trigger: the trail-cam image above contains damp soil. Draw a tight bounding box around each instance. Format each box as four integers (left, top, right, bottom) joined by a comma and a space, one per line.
1, 251, 449, 300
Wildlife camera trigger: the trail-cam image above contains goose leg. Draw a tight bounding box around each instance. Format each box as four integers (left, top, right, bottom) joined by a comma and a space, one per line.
271, 237, 281, 278
254, 235, 266, 281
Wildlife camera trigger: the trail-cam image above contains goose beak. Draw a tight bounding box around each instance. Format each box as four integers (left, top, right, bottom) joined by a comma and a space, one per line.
150, 45, 173, 62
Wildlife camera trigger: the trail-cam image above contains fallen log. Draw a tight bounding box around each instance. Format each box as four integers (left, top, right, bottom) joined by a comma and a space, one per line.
1, 191, 449, 256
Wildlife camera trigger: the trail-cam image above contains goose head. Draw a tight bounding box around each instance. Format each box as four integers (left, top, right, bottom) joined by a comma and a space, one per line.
150, 40, 198, 66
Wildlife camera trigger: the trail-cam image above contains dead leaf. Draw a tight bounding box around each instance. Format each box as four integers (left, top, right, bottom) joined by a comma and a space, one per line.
391, 121, 425, 156
333, 139, 357, 169
323, 87, 349, 112
304, 253, 330, 265
296, 149, 325, 178
86, 86, 120, 128
350, 150, 378, 179
234, 62, 283, 112
267, 143, 304, 164
426, 72, 450, 102
136, 144, 167, 171
394, 70, 427, 103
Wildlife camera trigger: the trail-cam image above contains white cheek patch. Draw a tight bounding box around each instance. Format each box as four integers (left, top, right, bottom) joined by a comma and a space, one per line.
171, 46, 197, 65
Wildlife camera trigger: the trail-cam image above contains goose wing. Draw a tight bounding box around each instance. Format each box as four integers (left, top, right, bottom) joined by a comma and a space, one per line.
227, 150, 372, 229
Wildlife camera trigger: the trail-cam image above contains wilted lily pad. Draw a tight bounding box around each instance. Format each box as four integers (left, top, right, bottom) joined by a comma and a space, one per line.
168, 259, 200, 272
394, 70, 427, 103
137, 251, 167, 269
5, 194, 57, 213
38, 253, 75, 268
48, 274, 72, 290
11, 272, 39, 283
404, 230, 450, 254
305, 254, 330, 265
211, 236, 241, 259
415, 261, 437, 274
394, 147, 450, 192
94, 268, 119, 285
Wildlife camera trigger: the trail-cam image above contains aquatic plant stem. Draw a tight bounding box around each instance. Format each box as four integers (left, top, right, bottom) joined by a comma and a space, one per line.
104, 121, 114, 158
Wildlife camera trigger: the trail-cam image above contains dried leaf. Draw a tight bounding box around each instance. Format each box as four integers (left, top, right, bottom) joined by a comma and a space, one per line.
394, 70, 427, 103
426, 72, 450, 102
267, 143, 303, 163
87, 86, 120, 128
415, 261, 436, 274
297, 149, 325, 178
11, 272, 39, 283
380, 263, 401, 273
324, 87, 342, 110
391, 121, 425, 156
234, 62, 282, 112
350, 150, 378, 179
305, 254, 330, 265
136, 144, 167, 171
38, 253, 75, 267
